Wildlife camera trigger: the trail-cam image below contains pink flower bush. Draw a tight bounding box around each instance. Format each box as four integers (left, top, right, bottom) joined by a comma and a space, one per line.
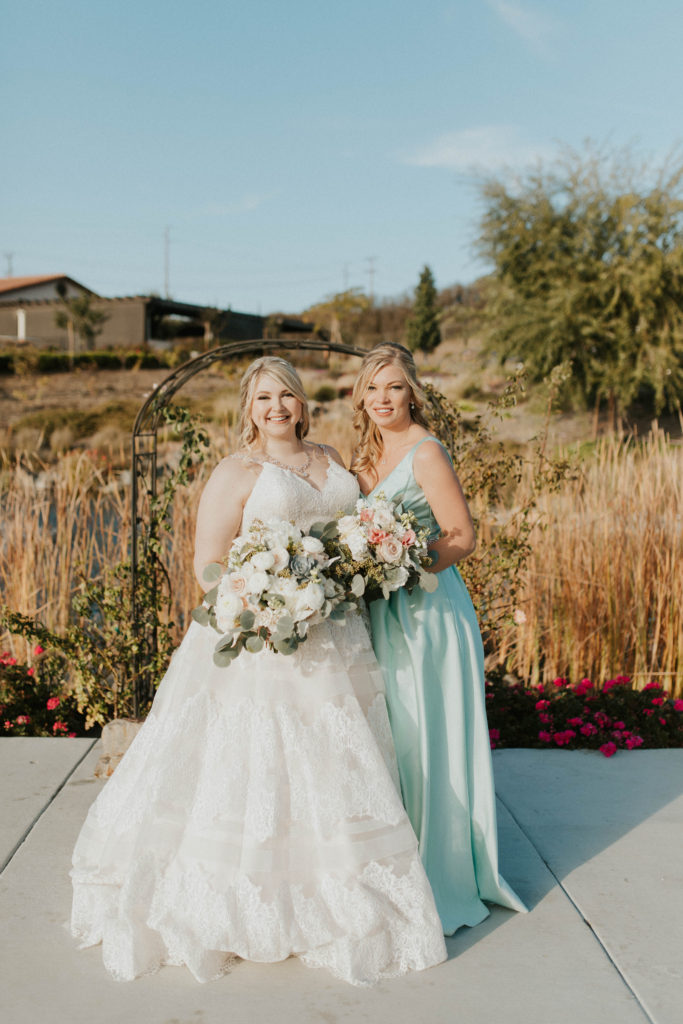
485, 669, 683, 757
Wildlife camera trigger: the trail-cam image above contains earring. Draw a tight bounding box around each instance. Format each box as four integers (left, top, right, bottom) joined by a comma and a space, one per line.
410, 402, 415, 410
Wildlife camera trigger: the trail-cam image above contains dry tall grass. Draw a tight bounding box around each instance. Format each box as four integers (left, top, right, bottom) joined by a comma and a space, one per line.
2, 429, 681, 697
498, 432, 683, 696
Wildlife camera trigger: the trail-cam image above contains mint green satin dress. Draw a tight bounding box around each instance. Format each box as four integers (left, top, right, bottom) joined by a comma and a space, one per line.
367, 437, 526, 934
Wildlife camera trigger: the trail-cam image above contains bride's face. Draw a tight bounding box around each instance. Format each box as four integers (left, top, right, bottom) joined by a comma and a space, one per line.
363, 363, 412, 431
250, 373, 303, 443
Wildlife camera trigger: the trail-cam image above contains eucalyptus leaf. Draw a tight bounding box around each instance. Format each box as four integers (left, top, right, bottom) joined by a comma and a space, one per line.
240, 609, 256, 630
202, 562, 223, 583
246, 635, 265, 653
213, 647, 239, 667
203, 585, 219, 606
351, 574, 366, 597
191, 605, 210, 626
215, 635, 237, 653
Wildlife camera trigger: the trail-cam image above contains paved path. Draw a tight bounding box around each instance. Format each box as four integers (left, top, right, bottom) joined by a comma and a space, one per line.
1, 740, 681, 1024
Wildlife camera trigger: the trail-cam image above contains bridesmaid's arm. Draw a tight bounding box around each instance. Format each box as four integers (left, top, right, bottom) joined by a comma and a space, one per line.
413, 440, 476, 572
193, 458, 255, 590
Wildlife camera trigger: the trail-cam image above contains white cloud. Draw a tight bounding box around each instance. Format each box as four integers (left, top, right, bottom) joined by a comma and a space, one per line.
198, 193, 276, 217
488, 1, 559, 55
405, 124, 556, 172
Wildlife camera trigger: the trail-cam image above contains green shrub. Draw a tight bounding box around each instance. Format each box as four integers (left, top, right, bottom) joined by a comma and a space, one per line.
312, 384, 337, 403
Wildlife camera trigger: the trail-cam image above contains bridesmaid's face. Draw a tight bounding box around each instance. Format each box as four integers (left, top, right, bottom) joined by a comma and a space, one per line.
250, 374, 303, 442
363, 364, 412, 431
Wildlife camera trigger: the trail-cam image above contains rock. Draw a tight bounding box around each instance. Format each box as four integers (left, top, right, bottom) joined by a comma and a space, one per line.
94, 718, 143, 777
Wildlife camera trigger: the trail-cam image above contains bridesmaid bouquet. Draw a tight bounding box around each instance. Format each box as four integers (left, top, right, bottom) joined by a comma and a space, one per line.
322, 493, 439, 602
193, 518, 352, 664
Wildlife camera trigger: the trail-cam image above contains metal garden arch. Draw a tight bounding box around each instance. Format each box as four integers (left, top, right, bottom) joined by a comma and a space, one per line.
130, 338, 368, 714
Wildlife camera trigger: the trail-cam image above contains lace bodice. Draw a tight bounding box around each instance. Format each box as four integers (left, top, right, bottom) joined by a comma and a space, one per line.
241, 458, 360, 535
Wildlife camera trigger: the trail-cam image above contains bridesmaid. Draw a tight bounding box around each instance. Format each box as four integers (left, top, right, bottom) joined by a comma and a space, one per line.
351, 342, 526, 935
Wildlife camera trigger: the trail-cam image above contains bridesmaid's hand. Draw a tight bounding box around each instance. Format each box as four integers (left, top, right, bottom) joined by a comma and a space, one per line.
413, 440, 476, 571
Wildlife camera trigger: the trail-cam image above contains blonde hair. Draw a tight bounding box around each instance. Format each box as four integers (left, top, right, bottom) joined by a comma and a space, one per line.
351, 343, 429, 476
238, 356, 310, 448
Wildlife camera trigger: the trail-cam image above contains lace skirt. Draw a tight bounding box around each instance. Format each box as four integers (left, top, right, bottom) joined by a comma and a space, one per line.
70, 613, 447, 985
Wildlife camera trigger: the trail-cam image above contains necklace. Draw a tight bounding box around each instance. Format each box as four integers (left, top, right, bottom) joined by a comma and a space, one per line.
262, 447, 313, 479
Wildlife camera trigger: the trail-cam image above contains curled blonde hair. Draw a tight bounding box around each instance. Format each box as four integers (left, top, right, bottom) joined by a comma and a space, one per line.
351, 343, 429, 476
238, 356, 310, 448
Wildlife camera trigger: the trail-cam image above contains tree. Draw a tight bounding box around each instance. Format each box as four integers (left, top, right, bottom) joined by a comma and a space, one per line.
477, 146, 683, 418
405, 265, 441, 353
55, 282, 109, 358
303, 288, 371, 345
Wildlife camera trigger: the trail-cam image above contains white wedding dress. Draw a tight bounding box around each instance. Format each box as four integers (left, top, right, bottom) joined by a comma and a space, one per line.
70, 457, 447, 985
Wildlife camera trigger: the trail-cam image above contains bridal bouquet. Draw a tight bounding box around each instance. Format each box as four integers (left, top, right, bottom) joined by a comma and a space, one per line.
323, 492, 439, 602
192, 518, 352, 664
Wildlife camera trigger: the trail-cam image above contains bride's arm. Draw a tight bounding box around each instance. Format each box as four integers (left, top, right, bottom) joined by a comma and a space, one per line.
193, 457, 256, 590
413, 440, 476, 572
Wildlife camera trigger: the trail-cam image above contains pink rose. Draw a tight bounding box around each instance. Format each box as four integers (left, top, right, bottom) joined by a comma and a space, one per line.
33, 645, 45, 656
553, 677, 567, 688
625, 735, 643, 749
600, 741, 618, 758
401, 529, 417, 547
16, 715, 30, 725
46, 697, 60, 711
651, 697, 665, 706
359, 509, 374, 523
673, 700, 683, 712
27, 667, 35, 677
228, 572, 248, 596
538, 731, 551, 743
377, 536, 403, 563
535, 699, 550, 710
367, 527, 390, 545
52, 721, 68, 734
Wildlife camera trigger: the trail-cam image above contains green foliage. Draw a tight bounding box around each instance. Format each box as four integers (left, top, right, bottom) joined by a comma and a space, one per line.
477, 145, 683, 416
312, 384, 337, 402
0, 405, 210, 728
422, 368, 575, 658
0, 346, 177, 376
55, 283, 109, 353
405, 265, 441, 353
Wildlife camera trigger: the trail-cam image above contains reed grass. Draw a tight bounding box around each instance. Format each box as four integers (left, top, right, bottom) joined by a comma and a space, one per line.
2, 427, 681, 697
497, 431, 683, 696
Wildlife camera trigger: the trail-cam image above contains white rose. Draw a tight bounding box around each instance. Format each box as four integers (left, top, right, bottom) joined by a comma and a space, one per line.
301, 535, 324, 555
215, 589, 243, 630
246, 570, 269, 595
373, 507, 396, 530
251, 550, 275, 571
270, 546, 290, 571
345, 528, 369, 561
337, 515, 358, 536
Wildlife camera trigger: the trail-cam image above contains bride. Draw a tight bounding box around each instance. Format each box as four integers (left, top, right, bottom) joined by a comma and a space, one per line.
70, 356, 447, 986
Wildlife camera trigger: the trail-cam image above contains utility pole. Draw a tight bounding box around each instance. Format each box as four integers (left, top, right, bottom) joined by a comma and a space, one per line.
365, 256, 376, 302
163, 226, 170, 298
4, 252, 14, 276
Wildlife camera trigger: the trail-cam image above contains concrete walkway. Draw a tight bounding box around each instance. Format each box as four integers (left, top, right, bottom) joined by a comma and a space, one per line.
1, 739, 681, 1024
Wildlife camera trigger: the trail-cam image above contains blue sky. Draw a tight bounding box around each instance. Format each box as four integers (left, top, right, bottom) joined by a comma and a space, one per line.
4, 0, 683, 314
